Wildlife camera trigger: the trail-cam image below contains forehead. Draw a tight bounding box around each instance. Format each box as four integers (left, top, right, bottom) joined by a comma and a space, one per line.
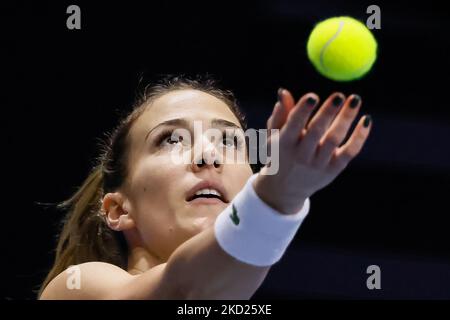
131, 89, 241, 139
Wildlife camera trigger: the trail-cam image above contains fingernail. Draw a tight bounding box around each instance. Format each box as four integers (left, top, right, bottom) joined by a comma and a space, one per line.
306, 96, 317, 107
332, 95, 343, 108
363, 115, 372, 127
350, 95, 361, 109
278, 88, 284, 102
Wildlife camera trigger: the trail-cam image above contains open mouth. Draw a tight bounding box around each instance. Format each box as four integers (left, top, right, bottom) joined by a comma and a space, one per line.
186, 188, 226, 203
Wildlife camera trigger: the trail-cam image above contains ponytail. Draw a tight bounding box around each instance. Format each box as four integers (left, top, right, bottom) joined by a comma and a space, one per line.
38, 165, 127, 297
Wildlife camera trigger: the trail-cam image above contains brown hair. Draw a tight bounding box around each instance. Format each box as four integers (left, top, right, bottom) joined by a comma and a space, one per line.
38, 74, 252, 297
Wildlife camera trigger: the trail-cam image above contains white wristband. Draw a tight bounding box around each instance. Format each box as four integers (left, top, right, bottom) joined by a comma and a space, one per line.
214, 173, 310, 267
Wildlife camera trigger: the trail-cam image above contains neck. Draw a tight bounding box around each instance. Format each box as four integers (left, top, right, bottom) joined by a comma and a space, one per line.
127, 246, 162, 275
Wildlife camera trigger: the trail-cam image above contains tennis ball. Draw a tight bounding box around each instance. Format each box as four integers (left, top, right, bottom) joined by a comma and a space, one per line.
307, 16, 377, 81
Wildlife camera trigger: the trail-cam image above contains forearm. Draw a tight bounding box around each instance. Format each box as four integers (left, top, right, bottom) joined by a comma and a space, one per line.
167, 226, 270, 299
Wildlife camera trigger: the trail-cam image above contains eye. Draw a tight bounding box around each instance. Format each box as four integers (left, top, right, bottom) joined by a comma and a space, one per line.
166, 134, 183, 145
221, 131, 242, 148
157, 130, 184, 146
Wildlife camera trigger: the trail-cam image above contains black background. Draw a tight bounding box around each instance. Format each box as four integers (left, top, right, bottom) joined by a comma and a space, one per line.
2, 0, 450, 299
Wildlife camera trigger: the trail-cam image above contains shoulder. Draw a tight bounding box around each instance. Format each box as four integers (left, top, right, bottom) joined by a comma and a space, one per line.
39, 262, 134, 300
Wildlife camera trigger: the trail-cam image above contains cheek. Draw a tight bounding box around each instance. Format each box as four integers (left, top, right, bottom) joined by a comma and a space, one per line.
131, 154, 183, 194
226, 164, 253, 198
129, 156, 185, 220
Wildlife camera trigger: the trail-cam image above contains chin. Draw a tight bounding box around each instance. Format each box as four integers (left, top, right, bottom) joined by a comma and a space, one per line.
192, 215, 216, 232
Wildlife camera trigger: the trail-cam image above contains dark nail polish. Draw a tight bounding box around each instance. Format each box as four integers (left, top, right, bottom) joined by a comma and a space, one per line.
306, 97, 317, 107
363, 115, 372, 127
278, 88, 284, 102
350, 95, 361, 109
332, 95, 343, 107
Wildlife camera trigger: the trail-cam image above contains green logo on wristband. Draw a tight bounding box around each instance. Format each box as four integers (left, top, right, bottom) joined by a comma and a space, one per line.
230, 204, 240, 225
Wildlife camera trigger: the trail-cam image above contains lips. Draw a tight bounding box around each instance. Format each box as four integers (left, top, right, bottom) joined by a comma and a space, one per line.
186, 180, 229, 204
188, 197, 225, 205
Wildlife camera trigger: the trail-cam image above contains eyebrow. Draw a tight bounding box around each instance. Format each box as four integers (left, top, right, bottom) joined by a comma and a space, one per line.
144, 118, 241, 141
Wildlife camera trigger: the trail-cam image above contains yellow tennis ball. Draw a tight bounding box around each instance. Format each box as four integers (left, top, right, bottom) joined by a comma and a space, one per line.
307, 16, 378, 81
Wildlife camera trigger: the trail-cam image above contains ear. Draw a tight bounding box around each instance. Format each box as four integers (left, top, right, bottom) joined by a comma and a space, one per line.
101, 192, 135, 231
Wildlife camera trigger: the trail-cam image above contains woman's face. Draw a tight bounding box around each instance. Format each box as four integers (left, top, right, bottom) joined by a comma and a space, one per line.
124, 89, 253, 261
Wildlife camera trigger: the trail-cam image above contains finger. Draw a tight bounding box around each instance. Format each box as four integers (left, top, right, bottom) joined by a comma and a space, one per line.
270, 101, 286, 130
270, 88, 295, 136
328, 114, 373, 173
280, 92, 320, 146
278, 88, 296, 115
267, 102, 282, 140
313, 94, 362, 168
266, 102, 277, 129
296, 92, 345, 163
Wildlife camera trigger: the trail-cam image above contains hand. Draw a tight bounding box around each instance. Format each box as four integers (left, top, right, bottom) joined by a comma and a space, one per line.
253, 88, 373, 215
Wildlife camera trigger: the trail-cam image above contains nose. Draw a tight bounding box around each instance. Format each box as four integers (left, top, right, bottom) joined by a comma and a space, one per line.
191, 136, 223, 172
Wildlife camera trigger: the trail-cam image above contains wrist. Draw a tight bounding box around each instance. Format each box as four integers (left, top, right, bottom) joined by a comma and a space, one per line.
214, 173, 311, 267
252, 174, 307, 215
